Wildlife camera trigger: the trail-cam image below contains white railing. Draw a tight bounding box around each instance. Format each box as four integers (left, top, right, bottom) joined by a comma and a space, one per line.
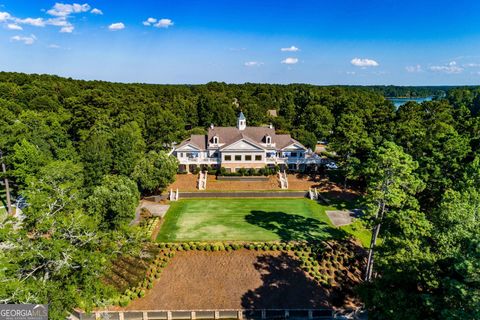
79, 308, 334, 320
178, 157, 220, 164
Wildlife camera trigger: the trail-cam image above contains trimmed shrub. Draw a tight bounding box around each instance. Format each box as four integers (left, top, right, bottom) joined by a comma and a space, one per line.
119, 296, 130, 307
139, 290, 146, 298
248, 244, 255, 250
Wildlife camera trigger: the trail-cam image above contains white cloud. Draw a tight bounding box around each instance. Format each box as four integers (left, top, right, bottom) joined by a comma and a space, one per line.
350, 58, 379, 67
46, 17, 69, 26
143, 17, 174, 28
0, 11, 11, 21
429, 61, 463, 74
244, 61, 263, 67
405, 64, 422, 73
7, 23, 22, 30
464, 63, 480, 67
143, 17, 157, 26
60, 25, 74, 33
47, 3, 91, 17
16, 17, 46, 27
280, 45, 299, 52
11, 34, 36, 45
108, 22, 125, 31
90, 8, 103, 15
1, 4, 88, 34
48, 44, 61, 48
154, 18, 174, 28
281, 57, 298, 64
45, 16, 74, 32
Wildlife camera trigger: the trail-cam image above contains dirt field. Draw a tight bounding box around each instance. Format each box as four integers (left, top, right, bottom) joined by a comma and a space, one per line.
120, 250, 332, 310
168, 174, 359, 197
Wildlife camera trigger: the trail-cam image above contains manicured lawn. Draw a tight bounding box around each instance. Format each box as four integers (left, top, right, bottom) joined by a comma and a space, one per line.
157, 198, 370, 245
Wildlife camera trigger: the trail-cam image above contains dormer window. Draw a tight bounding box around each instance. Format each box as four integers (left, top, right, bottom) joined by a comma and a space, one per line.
213, 136, 219, 144
265, 135, 272, 145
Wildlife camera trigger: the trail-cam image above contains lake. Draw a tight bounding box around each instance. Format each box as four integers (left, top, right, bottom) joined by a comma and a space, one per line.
387, 96, 433, 108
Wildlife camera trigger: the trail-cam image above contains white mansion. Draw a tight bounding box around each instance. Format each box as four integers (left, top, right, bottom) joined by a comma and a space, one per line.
173, 112, 322, 173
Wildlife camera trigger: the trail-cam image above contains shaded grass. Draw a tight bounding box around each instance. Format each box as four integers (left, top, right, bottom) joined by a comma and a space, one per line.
157, 198, 370, 245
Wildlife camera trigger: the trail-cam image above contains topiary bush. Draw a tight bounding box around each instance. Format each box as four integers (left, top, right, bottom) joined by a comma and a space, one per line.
119, 296, 130, 307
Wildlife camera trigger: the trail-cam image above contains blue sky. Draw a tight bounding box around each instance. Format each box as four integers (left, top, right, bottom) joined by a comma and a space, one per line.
1, 0, 480, 85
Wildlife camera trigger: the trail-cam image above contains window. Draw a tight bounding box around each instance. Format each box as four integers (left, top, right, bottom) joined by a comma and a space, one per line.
212, 152, 218, 158
235, 155, 242, 161
180, 152, 184, 157
291, 152, 297, 157
213, 136, 219, 144
245, 155, 252, 161
255, 155, 262, 161
224, 155, 231, 161
266, 136, 271, 144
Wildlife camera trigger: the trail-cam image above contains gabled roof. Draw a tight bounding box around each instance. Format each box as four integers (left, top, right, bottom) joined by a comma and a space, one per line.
208, 126, 276, 146
238, 111, 246, 120
175, 125, 307, 152
175, 135, 207, 150
220, 134, 265, 151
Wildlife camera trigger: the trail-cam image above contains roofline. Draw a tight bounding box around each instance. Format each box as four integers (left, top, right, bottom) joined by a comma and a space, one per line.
219, 136, 266, 151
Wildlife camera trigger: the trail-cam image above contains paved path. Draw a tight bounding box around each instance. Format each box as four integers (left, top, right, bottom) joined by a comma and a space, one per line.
326, 209, 363, 226
132, 200, 170, 225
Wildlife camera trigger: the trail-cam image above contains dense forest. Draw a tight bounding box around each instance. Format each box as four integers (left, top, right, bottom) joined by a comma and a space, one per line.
0, 72, 479, 319
350, 85, 450, 98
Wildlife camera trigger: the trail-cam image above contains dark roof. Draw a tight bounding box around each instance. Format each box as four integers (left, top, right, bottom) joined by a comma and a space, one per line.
176, 134, 207, 150
208, 126, 275, 146
238, 112, 246, 120
177, 125, 306, 151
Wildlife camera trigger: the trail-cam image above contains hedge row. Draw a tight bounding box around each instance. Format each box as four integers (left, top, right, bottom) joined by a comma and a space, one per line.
157, 241, 315, 252
109, 240, 358, 307
109, 251, 176, 307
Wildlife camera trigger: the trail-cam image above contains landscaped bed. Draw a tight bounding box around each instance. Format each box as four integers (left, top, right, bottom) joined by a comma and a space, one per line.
156, 198, 370, 245
103, 241, 365, 311
97, 198, 370, 313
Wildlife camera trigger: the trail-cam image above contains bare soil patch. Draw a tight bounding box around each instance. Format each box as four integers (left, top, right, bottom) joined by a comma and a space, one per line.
168, 174, 360, 198
120, 251, 326, 310
118, 250, 357, 311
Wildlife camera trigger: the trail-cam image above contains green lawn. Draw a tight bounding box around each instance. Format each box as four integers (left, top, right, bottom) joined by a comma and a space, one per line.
157, 198, 370, 246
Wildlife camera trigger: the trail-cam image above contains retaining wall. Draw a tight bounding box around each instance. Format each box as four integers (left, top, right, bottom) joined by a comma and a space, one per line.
179, 191, 308, 198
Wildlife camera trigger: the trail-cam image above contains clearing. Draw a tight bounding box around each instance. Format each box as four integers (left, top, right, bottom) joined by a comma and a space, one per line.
157, 199, 370, 245
117, 250, 362, 311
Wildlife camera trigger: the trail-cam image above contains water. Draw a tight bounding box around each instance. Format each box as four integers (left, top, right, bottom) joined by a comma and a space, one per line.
387, 96, 433, 108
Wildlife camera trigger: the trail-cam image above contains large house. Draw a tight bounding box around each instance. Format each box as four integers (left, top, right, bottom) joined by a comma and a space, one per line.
173, 112, 322, 173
